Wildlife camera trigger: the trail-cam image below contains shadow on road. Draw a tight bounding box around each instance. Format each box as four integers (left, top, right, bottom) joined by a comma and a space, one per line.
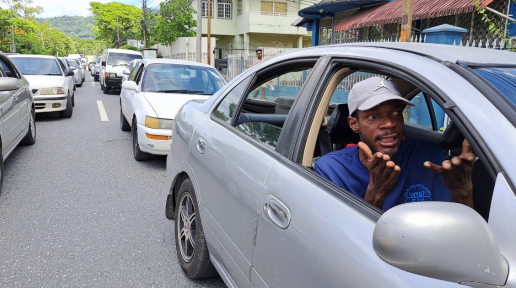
35, 112, 66, 122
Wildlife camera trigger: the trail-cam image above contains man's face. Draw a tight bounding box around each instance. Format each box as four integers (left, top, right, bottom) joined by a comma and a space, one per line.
256, 51, 262, 59
348, 100, 405, 160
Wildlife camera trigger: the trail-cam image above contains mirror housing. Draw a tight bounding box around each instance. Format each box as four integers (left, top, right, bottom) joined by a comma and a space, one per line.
0, 78, 19, 91
101, 61, 106, 66
66, 69, 74, 76
373, 202, 508, 286
122, 81, 137, 91
122, 69, 130, 75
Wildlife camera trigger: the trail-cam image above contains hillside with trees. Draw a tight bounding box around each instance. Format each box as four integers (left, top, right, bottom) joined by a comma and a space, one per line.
38, 16, 94, 38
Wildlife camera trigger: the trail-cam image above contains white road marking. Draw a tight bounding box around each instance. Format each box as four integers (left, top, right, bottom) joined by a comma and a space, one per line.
96, 100, 109, 121
91, 82, 95, 86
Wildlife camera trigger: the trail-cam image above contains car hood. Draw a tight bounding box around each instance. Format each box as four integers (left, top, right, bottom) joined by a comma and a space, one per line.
143, 92, 211, 119
24, 75, 65, 89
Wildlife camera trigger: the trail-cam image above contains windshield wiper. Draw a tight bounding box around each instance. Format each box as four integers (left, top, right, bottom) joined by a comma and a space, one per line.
154, 90, 211, 94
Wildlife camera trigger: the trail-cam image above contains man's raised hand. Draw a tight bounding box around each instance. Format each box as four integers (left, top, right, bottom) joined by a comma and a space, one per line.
358, 142, 401, 209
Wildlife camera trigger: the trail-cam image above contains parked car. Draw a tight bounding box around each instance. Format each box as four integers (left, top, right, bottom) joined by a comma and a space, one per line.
120, 59, 226, 161
164, 43, 516, 288
0, 51, 36, 194
121, 59, 142, 84
56, 57, 76, 93
93, 56, 101, 81
88, 61, 95, 74
10, 55, 74, 118
66, 58, 83, 87
100, 48, 143, 94
78, 58, 86, 82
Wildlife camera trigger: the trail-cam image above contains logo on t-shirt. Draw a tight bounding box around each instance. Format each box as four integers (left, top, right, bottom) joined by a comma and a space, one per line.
404, 184, 432, 203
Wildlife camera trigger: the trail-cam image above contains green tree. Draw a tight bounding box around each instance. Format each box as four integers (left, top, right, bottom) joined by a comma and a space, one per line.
89, 2, 142, 48
0, 8, 39, 53
154, 0, 196, 46
74, 38, 103, 55
1, 0, 43, 20
119, 44, 137, 51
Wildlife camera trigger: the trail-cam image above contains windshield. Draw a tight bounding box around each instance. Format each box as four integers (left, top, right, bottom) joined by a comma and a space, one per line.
10, 57, 62, 76
473, 67, 516, 106
141, 63, 226, 94
96, 56, 101, 63
107, 52, 142, 66
67, 59, 78, 69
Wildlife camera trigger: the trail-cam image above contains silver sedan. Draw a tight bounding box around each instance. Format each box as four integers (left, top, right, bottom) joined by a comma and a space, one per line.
165, 43, 516, 287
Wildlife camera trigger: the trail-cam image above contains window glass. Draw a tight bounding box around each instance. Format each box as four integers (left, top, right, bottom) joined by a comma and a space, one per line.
66, 59, 77, 69
403, 92, 432, 129
0, 59, 13, 77
473, 67, 516, 106
235, 65, 314, 148
107, 53, 143, 66
217, 0, 231, 18
213, 75, 253, 124
141, 64, 226, 93
328, 71, 384, 106
201, 0, 213, 17
10, 57, 62, 76
129, 63, 142, 81
96, 56, 101, 64
135, 65, 145, 84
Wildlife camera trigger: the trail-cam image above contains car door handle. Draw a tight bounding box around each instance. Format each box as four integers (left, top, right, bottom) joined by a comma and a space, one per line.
263, 195, 291, 229
196, 137, 207, 154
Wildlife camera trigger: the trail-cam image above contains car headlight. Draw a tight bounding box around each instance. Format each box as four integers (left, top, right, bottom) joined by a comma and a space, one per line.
145, 116, 174, 130
40, 87, 65, 95
109, 73, 117, 77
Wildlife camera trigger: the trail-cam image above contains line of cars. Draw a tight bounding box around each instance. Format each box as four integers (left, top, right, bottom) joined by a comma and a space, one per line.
0, 52, 91, 194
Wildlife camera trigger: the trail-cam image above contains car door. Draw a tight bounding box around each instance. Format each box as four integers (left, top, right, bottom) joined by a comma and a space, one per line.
123, 63, 144, 124
0, 57, 21, 153
5, 57, 29, 140
189, 58, 319, 287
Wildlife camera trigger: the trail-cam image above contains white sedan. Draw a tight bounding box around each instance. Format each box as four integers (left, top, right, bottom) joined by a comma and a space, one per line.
120, 59, 226, 161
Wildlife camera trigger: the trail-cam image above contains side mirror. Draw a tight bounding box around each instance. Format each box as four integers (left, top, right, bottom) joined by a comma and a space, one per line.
101, 61, 106, 66
66, 69, 74, 76
373, 202, 508, 286
0, 78, 19, 91
122, 81, 137, 91
123, 69, 130, 75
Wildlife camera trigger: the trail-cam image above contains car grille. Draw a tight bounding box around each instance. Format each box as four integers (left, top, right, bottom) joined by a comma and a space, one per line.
32, 89, 39, 95
35, 103, 45, 110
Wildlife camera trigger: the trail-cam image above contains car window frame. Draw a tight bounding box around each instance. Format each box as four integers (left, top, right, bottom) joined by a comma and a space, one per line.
283, 56, 503, 222
129, 63, 143, 82
0, 55, 17, 78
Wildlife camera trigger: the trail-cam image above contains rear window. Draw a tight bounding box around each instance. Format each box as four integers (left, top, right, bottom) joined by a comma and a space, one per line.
107, 53, 143, 66
473, 67, 516, 106
67, 59, 78, 69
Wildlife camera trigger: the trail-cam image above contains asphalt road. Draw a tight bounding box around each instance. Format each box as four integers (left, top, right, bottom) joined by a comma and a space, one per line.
0, 73, 226, 288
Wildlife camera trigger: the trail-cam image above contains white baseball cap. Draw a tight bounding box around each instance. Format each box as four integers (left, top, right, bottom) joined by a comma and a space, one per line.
348, 76, 414, 116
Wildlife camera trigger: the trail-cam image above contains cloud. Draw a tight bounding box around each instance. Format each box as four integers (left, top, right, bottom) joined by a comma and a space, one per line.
2, 0, 143, 18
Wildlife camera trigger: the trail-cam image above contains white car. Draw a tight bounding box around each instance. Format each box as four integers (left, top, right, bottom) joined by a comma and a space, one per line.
9, 55, 75, 118
120, 59, 226, 161
66, 58, 83, 87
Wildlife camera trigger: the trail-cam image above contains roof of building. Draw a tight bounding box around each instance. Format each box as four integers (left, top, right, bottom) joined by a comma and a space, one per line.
334, 0, 494, 31
298, 0, 389, 20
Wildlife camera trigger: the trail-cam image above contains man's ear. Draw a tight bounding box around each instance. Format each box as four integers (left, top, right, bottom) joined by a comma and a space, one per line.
348, 116, 359, 133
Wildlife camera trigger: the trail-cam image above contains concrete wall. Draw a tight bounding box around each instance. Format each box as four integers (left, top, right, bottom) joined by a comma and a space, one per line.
151, 37, 217, 66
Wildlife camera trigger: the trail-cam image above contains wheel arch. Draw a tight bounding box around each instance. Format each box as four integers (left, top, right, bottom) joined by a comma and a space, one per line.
165, 171, 190, 220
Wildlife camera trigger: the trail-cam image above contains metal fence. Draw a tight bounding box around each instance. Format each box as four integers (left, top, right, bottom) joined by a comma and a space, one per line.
226, 47, 298, 79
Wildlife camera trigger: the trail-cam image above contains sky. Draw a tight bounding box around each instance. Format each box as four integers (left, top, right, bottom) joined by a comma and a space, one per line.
1, 0, 147, 18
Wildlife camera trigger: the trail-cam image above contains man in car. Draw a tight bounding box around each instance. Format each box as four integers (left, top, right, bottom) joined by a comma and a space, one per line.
314, 77, 475, 211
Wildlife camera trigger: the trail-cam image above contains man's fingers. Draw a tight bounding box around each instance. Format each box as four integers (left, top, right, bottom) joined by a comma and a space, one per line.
442, 160, 453, 170
424, 161, 444, 174
358, 142, 373, 161
461, 139, 472, 154
451, 156, 462, 167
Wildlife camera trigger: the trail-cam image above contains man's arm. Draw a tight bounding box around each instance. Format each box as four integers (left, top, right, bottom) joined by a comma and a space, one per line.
424, 139, 475, 208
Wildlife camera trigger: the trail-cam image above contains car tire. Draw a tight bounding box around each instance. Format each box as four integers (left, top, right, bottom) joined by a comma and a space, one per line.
175, 178, 218, 279
100, 81, 104, 90
21, 108, 36, 145
59, 95, 73, 118
0, 149, 4, 196
72, 94, 75, 107
132, 119, 151, 161
120, 108, 130, 131
77, 82, 82, 87
103, 85, 109, 94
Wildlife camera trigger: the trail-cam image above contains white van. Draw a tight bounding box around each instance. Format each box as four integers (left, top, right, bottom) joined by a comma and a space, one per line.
100, 49, 143, 94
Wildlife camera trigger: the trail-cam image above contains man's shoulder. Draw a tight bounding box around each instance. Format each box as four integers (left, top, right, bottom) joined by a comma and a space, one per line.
315, 146, 358, 166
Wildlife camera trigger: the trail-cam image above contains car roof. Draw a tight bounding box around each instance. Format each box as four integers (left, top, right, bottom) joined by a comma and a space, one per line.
8, 54, 57, 59
105, 49, 142, 55
142, 58, 214, 68
297, 43, 516, 65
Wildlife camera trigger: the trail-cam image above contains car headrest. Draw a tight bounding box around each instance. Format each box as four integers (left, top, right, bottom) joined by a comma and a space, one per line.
327, 104, 360, 144
439, 121, 464, 151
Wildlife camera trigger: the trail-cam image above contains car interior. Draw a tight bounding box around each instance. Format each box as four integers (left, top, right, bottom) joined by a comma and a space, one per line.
230, 64, 495, 221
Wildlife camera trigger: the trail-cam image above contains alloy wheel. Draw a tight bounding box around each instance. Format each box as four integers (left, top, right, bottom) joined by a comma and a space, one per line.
178, 193, 196, 263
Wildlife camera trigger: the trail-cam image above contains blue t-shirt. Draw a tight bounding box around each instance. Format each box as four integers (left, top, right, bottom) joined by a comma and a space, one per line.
314, 139, 451, 210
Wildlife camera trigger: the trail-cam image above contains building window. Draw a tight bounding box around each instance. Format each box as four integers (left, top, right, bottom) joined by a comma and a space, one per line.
261, 1, 287, 14
202, 0, 213, 17
218, 0, 232, 19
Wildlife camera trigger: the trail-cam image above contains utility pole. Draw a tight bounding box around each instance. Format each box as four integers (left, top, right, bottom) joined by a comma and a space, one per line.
207, 0, 211, 65
196, 0, 202, 63
117, 17, 121, 48
400, 0, 413, 42
142, 0, 147, 48
10, 1, 15, 53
